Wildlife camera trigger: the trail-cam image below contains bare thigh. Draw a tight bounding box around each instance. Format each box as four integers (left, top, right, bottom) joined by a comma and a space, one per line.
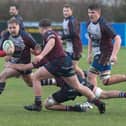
0, 67, 20, 82
88, 71, 98, 86
32, 66, 54, 81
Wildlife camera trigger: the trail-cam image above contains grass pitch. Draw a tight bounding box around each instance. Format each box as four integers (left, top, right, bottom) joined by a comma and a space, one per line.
0, 47, 126, 126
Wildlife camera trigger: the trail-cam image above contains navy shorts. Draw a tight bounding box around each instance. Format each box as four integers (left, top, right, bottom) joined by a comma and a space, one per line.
52, 84, 81, 103
44, 56, 75, 77
52, 76, 94, 103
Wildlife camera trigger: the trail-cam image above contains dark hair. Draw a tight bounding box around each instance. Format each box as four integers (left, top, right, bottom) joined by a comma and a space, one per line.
8, 17, 20, 25
39, 18, 51, 27
10, 4, 19, 10
88, 4, 101, 10
63, 4, 73, 10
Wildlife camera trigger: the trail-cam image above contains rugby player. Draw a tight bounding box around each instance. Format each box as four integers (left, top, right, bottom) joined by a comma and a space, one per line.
61, 4, 84, 78
0, 17, 40, 95
87, 4, 126, 86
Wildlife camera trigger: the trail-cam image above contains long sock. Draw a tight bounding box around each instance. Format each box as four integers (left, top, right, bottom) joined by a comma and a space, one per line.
66, 105, 82, 112
0, 82, 6, 94
41, 79, 56, 86
119, 92, 126, 98
35, 96, 42, 106
89, 98, 105, 114
89, 98, 102, 106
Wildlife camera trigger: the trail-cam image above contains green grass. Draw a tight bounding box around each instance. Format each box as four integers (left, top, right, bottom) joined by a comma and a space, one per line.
0, 47, 126, 126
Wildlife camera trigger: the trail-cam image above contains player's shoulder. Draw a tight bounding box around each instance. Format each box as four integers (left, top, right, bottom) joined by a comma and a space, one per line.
69, 16, 78, 23
99, 17, 111, 28
20, 30, 37, 43
20, 30, 32, 38
45, 30, 56, 39
99, 17, 115, 32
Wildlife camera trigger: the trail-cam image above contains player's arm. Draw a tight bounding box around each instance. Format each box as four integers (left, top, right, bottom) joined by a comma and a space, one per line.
110, 35, 121, 62
23, 32, 41, 55
30, 44, 42, 55
104, 23, 121, 62
69, 19, 79, 39
5, 62, 34, 71
33, 38, 55, 63
71, 19, 83, 61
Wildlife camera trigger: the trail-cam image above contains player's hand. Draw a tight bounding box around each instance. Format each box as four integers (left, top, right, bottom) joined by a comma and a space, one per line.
4, 56, 12, 62
110, 55, 117, 64
31, 44, 42, 55
5, 62, 13, 68
33, 55, 43, 64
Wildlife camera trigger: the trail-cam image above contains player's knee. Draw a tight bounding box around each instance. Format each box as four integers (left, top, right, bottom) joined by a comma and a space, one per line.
100, 71, 111, 85
93, 87, 103, 98
44, 96, 56, 109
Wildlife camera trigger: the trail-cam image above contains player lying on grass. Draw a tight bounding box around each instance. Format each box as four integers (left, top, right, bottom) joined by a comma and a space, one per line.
44, 73, 126, 112
6, 62, 126, 112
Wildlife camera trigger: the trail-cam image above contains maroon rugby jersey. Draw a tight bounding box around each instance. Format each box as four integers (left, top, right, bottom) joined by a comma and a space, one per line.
42, 30, 66, 61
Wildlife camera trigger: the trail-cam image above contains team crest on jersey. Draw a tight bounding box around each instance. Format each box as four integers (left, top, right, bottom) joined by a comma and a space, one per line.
88, 22, 101, 41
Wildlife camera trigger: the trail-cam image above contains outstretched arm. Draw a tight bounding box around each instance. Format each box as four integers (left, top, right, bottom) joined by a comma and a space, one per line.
5, 62, 33, 71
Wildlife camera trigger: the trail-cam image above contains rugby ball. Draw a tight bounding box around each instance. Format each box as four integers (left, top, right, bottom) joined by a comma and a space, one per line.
2, 40, 15, 55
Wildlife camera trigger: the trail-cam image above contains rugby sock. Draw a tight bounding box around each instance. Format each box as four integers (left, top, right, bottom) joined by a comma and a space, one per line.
66, 105, 82, 112
89, 98, 105, 114
41, 79, 56, 86
90, 98, 103, 106
35, 96, 41, 101
0, 82, 6, 94
119, 92, 126, 98
35, 96, 42, 106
